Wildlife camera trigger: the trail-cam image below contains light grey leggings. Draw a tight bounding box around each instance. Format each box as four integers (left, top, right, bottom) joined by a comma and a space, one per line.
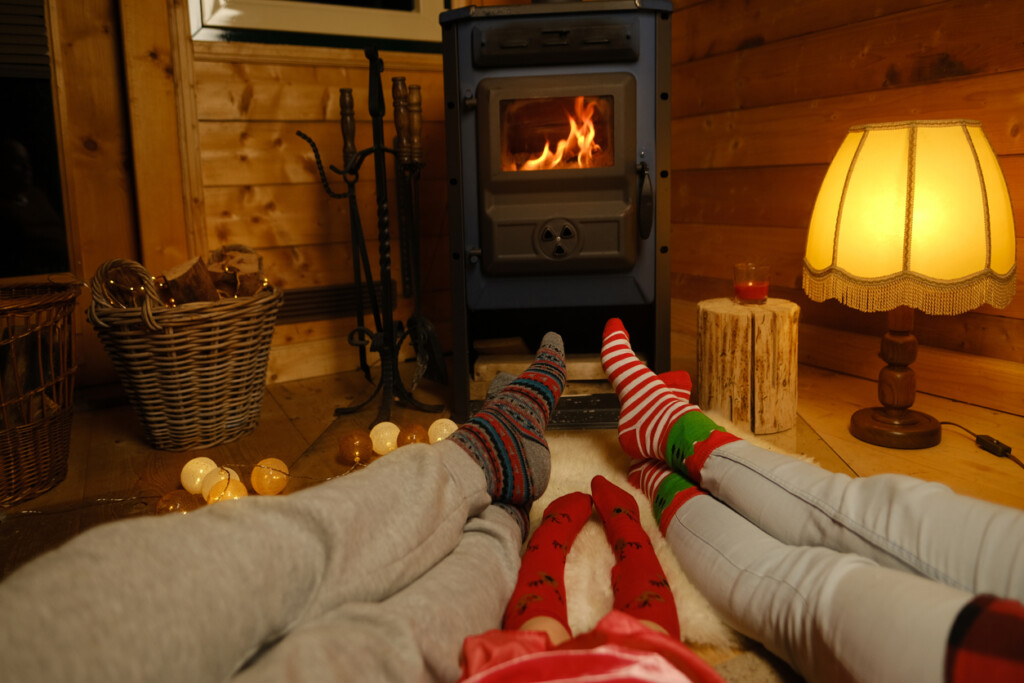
665, 439, 1024, 683
0, 440, 522, 683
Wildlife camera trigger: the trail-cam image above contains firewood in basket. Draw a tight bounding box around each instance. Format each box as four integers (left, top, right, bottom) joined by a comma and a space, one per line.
205, 246, 264, 296
162, 257, 221, 305
207, 247, 265, 297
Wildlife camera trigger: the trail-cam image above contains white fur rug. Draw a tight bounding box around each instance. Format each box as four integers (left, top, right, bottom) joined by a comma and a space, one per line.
536, 414, 802, 652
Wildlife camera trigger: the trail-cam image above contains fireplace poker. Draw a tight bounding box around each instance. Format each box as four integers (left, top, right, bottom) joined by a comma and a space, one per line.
340, 88, 378, 380
297, 50, 444, 425
339, 48, 442, 425
399, 84, 447, 385
391, 77, 414, 299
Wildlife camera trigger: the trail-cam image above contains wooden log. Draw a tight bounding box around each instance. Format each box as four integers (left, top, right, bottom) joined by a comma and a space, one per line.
162, 257, 220, 304
697, 297, 800, 434
208, 246, 265, 297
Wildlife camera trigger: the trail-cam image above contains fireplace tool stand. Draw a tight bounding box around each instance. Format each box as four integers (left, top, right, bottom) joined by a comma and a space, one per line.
297, 47, 443, 427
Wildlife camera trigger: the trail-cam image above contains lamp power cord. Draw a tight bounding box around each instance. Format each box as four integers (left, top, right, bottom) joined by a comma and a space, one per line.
940, 421, 1022, 471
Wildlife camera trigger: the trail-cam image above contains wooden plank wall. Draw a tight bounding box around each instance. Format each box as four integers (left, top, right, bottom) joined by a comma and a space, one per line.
189, 41, 451, 384
671, 0, 1024, 416
97, 0, 1021, 417
46, 0, 137, 387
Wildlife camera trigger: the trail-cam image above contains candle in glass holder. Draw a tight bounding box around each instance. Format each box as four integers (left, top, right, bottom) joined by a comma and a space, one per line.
733, 263, 770, 304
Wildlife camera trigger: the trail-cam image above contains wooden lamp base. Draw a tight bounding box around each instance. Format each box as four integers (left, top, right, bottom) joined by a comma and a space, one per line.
850, 406, 941, 449
849, 306, 942, 450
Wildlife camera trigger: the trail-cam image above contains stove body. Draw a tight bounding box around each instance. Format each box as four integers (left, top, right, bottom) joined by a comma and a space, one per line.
441, 0, 673, 424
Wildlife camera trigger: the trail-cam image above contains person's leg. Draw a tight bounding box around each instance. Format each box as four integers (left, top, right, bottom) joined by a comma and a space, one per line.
591, 475, 679, 639
502, 491, 593, 644
0, 333, 566, 683
450, 331, 566, 537
693, 438, 1024, 599
603, 317, 1024, 600
233, 505, 523, 683
630, 461, 974, 683
600, 318, 711, 461
0, 442, 490, 683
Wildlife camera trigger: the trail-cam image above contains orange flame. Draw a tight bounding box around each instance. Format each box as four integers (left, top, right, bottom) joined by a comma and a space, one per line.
519, 96, 602, 171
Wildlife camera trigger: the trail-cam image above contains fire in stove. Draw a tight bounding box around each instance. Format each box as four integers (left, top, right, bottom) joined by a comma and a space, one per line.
502, 95, 613, 172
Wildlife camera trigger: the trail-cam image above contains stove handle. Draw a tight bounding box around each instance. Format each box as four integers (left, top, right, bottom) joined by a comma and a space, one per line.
637, 161, 653, 240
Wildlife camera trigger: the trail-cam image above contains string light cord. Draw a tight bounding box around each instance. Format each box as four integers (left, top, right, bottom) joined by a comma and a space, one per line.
940, 421, 1022, 470
0, 466, 365, 522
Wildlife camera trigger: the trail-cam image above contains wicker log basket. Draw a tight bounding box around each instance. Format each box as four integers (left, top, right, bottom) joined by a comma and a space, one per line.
87, 255, 283, 451
0, 282, 81, 507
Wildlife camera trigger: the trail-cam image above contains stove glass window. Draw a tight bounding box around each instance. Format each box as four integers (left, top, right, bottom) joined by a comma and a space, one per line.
500, 95, 613, 172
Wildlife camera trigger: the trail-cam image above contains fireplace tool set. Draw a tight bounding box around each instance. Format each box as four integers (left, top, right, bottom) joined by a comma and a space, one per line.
297, 47, 445, 427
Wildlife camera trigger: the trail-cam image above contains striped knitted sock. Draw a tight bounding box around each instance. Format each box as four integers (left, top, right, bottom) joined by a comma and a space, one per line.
601, 318, 699, 461
503, 491, 593, 635
628, 460, 706, 535
665, 410, 740, 484
591, 475, 679, 639
450, 331, 566, 514
659, 370, 692, 402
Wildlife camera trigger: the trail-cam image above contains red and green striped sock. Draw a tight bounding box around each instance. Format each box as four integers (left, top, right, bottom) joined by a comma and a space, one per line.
451, 332, 566, 528
601, 318, 700, 462
665, 411, 740, 484
602, 317, 739, 482
628, 459, 706, 535
591, 475, 680, 638
503, 491, 593, 635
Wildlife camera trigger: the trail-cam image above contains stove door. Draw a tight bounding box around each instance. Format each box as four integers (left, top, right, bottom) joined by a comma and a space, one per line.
476, 72, 638, 275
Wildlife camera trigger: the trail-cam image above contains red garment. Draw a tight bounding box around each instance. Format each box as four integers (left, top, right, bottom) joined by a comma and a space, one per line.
946, 595, 1024, 682
460, 610, 724, 683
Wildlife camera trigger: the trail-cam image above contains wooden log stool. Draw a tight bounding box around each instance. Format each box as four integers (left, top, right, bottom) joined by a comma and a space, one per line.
697, 298, 800, 435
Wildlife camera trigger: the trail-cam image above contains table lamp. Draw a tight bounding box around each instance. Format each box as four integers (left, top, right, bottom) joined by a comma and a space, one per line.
803, 120, 1017, 449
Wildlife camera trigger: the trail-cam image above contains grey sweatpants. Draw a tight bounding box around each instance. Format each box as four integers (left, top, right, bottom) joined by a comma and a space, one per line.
666, 439, 1024, 683
0, 440, 522, 683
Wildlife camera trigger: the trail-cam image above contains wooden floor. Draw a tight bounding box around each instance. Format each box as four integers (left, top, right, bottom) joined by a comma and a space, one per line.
2, 357, 1022, 678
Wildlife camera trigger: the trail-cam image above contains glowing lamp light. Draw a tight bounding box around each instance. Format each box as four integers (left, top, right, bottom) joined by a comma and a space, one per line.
804, 120, 1016, 449
251, 458, 289, 496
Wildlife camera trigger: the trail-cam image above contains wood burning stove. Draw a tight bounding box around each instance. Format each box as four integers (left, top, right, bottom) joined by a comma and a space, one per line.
441, 0, 673, 425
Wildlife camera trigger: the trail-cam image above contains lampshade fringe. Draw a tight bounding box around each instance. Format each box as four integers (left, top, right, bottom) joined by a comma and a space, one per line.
802, 263, 1017, 316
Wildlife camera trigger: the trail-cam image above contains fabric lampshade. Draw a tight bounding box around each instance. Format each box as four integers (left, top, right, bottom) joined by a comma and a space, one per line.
803, 120, 1016, 315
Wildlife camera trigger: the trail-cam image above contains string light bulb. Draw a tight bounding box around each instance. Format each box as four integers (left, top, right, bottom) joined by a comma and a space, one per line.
180, 457, 218, 495
156, 489, 203, 514
369, 421, 400, 455
251, 458, 289, 496
398, 424, 429, 446
337, 429, 373, 466
428, 418, 458, 443
201, 467, 240, 502
207, 477, 248, 503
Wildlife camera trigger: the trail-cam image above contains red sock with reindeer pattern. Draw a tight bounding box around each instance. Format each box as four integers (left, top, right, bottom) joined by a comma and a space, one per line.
591, 475, 680, 639
502, 491, 593, 635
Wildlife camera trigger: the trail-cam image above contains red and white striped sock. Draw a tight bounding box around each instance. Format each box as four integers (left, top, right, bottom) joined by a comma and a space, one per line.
601, 318, 698, 461
659, 370, 692, 402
